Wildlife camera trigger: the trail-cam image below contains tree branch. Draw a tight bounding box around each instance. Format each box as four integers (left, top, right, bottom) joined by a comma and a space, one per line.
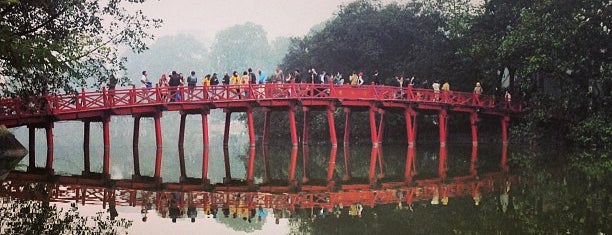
15, 5, 71, 37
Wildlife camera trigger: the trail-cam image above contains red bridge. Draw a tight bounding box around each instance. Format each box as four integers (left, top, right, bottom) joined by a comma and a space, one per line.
0, 83, 520, 184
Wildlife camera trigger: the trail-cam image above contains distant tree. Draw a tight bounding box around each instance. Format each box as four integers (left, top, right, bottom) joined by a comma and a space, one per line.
124, 34, 210, 83
210, 22, 271, 73
0, 199, 132, 234
0, 0, 161, 97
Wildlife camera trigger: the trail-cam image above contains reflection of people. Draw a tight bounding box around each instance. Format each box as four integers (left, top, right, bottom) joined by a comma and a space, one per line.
187, 192, 197, 223
500, 181, 511, 213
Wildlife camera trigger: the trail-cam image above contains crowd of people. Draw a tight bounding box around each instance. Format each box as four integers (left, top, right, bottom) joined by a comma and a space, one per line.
131, 67, 512, 104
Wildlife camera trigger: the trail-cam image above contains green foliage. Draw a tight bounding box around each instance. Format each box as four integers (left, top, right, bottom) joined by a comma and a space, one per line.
0, 0, 162, 97
282, 0, 463, 87
0, 198, 132, 234
210, 22, 272, 73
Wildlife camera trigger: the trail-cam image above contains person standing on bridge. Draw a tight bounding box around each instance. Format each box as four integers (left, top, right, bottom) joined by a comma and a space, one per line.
168, 71, 181, 101
441, 81, 450, 102
186, 71, 197, 100
432, 80, 441, 101
473, 82, 483, 105
140, 70, 151, 88
257, 69, 266, 98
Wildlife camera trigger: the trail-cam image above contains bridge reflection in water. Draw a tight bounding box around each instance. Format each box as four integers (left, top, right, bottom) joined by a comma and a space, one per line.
2, 144, 514, 226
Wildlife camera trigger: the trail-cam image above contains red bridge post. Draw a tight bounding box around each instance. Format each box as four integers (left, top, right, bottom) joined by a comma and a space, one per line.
327, 105, 337, 147
132, 116, 141, 177
28, 126, 35, 170
288, 146, 298, 183
501, 142, 509, 172
223, 146, 231, 184
262, 145, 270, 184
246, 146, 256, 188
343, 107, 351, 147
102, 116, 110, 179
404, 107, 417, 147
83, 121, 90, 175
405, 146, 416, 183
439, 145, 447, 180
470, 112, 479, 147
470, 145, 478, 176
262, 108, 271, 146
377, 109, 385, 146
223, 111, 231, 146
327, 146, 337, 183
178, 145, 186, 182
342, 146, 352, 181
153, 112, 162, 181
289, 105, 298, 147
247, 106, 256, 147
201, 109, 210, 147
302, 145, 309, 183
202, 146, 209, 185
369, 146, 379, 186
501, 116, 509, 146
369, 106, 379, 147
439, 109, 448, 147
45, 124, 54, 173
302, 107, 310, 146
178, 113, 187, 148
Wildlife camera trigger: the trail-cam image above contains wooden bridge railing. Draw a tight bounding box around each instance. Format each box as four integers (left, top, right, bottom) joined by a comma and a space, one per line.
0, 83, 521, 123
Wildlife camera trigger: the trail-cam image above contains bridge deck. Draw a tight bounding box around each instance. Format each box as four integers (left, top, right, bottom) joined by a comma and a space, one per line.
0, 83, 520, 127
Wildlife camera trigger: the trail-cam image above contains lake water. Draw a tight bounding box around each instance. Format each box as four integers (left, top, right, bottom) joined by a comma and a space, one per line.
1, 113, 609, 234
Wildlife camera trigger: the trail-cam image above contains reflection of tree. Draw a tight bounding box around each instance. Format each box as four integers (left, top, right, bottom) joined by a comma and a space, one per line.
217, 215, 263, 233
290, 151, 611, 234
0, 198, 132, 234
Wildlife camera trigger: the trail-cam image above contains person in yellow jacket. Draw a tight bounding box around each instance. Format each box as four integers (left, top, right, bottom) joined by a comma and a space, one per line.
230, 71, 241, 98
203, 74, 211, 86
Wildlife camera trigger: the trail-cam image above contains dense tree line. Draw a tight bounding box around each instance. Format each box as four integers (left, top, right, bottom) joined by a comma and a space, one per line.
279, 0, 611, 155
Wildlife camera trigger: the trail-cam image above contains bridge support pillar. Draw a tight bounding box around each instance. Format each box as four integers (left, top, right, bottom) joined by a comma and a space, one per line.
178, 113, 187, 148
262, 109, 271, 145
201, 109, 210, 147
343, 108, 351, 147
327, 105, 337, 147
342, 146, 352, 181
302, 145, 309, 183
377, 109, 385, 146
501, 144, 509, 172
439, 145, 447, 180
246, 146, 256, 188
45, 124, 54, 173
404, 107, 417, 147
28, 126, 35, 170
327, 146, 338, 183
247, 107, 256, 147
405, 146, 416, 183
153, 112, 163, 181
262, 145, 270, 184
369, 146, 379, 186
201, 109, 210, 185
501, 116, 509, 146
202, 146, 209, 185
470, 145, 478, 176
178, 145, 186, 182
223, 146, 231, 184
102, 116, 110, 179
223, 111, 231, 146
83, 121, 91, 174
288, 146, 298, 183
470, 112, 479, 147
289, 106, 298, 146
369, 107, 379, 147
302, 107, 310, 146
439, 109, 448, 147
132, 116, 141, 177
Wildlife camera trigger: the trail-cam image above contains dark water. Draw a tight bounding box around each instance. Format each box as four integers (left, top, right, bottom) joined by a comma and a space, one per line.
1, 120, 610, 234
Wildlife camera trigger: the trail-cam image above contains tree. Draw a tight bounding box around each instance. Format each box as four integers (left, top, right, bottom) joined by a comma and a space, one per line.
124, 34, 210, 83
209, 22, 271, 73
0, 0, 161, 97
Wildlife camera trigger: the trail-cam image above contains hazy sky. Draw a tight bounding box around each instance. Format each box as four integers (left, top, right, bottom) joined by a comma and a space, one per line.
134, 0, 359, 40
